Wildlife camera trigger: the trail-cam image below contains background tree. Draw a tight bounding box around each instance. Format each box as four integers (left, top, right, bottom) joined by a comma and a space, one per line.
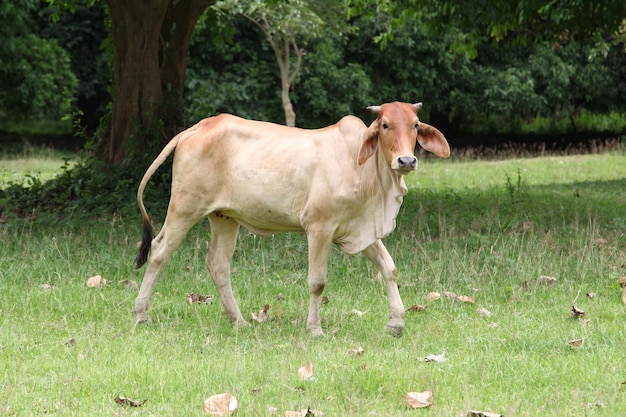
213, 0, 327, 126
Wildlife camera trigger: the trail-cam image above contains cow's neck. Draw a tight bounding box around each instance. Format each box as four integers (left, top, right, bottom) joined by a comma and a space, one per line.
372, 148, 408, 239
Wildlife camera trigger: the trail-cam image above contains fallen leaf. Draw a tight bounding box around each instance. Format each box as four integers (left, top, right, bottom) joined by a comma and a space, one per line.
203, 393, 238, 416
478, 307, 493, 317
407, 304, 428, 312
65, 338, 77, 347
443, 291, 458, 299
320, 296, 329, 305
276, 293, 284, 300
522, 275, 557, 289
298, 362, 314, 380
114, 396, 146, 408
119, 279, 138, 290
567, 338, 584, 348
86, 275, 107, 288
252, 304, 271, 322
352, 309, 365, 317
571, 305, 585, 319
285, 408, 322, 417
40, 283, 52, 291
586, 292, 596, 299
406, 391, 433, 408
467, 411, 503, 417
186, 293, 214, 304
522, 221, 533, 231
595, 238, 608, 247
456, 295, 475, 303
424, 352, 446, 363
426, 292, 441, 302
347, 346, 365, 356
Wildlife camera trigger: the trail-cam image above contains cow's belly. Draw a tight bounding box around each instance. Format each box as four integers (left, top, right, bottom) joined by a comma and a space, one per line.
217, 207, 304, 236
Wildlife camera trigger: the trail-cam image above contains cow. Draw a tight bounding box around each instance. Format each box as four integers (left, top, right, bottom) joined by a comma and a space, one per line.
132, 101, 450, 336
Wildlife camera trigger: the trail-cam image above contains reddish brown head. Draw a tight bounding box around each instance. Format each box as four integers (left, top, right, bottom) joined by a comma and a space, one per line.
358, 102, 450, 174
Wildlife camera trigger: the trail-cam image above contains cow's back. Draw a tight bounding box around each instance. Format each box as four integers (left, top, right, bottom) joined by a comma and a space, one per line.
168, 114, 368, 234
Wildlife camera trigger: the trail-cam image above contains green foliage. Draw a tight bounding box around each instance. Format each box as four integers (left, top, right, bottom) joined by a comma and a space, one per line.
0, 1, 78, 122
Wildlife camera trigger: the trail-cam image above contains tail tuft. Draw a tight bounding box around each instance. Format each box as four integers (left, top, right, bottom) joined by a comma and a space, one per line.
134, 217, 153, 269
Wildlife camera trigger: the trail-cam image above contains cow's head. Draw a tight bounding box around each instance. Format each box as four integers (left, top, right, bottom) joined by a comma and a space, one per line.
358, 102, 450, 174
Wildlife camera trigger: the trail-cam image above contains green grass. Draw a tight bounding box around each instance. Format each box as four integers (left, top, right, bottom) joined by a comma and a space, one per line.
1, 149, 625, 416
0, 143, 76, 188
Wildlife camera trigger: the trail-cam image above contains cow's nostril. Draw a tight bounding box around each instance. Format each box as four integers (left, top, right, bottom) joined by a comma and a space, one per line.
398, 156, 417, 169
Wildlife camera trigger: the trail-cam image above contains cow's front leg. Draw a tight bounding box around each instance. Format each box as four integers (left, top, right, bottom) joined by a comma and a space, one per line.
305, 228, 333, 336
363, 240, 405, 337
207, 213, 248, 327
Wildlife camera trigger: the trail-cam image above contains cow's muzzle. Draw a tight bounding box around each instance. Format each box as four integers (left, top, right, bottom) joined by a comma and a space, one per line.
394, 156, 417, 173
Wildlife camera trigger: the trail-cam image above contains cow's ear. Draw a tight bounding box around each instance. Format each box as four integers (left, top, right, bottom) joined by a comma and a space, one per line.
416, 122, 450, 158
358, 120, 379, 165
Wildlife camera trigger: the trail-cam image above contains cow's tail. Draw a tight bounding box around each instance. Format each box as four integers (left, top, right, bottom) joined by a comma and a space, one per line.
134, 132, 184, 269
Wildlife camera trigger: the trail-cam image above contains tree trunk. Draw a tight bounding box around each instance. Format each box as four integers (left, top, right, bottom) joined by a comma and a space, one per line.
102, 0, 210, 164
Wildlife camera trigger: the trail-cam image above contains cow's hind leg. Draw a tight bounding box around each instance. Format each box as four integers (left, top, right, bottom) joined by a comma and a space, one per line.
363, 239, 405, 337
207, 213, 248, 327
133, 213, 198, 323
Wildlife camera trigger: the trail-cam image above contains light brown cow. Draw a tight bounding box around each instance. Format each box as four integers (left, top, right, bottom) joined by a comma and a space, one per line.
133, 102, 450, 336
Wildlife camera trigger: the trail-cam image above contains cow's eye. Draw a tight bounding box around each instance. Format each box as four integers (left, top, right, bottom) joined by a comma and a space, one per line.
414, 123, 419, 129
382, 123, 389, 129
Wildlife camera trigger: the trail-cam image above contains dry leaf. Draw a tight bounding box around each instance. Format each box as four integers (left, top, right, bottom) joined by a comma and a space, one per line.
586, 292, 596, 299
456, 295, 475, 303
186, 293, 214, 304
407, 304, 428, 312
522, 221, 533, 231
467, 411, 503, 417
595, 238, 608, 247
567, 338, 584, 347
522, 275, 557, 289
352, 309, 365, 317
320, 296, 329, 305
426, 292, 441, 302
86, 275, 107, 288
406, 391, 433, 408
119, 279, 138, 290
40, 283, 52, 290
252, 304, 271, 322
114, 396, 146, 407
65, 338, 77, 347
285, 408, 322, 417
348, 346, 365, 356
443, 291, 458, 299
203, 393, 238, 416
424, 352, 446, 363
478, 307, 493, 317
298, 362, 314, 380
571, 305, 585, 319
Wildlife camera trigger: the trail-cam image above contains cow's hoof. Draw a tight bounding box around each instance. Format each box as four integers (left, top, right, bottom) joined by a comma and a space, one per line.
387, 325, 403, 338
308, 327, 325, 337
132, 309, 148, 324
234, 319, 251, 328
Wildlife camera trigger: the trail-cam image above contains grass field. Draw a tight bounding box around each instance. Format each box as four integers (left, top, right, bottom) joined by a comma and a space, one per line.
1, 146, 625, 416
